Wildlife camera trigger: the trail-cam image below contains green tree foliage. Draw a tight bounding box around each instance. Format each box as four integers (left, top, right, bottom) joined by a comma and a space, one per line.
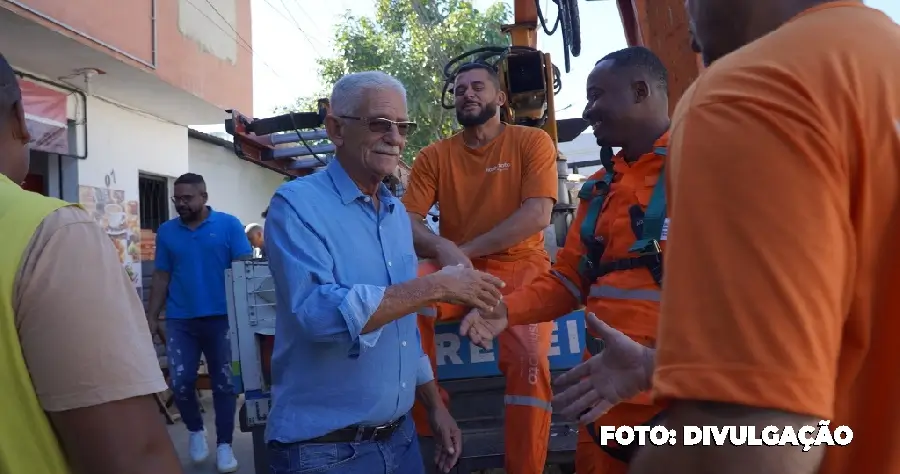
276, 0, 511, 164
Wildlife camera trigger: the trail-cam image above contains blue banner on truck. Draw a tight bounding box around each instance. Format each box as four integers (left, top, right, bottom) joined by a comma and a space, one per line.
434, 310, 587, 380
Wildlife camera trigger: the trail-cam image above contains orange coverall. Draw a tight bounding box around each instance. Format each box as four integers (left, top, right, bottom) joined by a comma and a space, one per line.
502, 134, 670, 474
402, 124, 558, 474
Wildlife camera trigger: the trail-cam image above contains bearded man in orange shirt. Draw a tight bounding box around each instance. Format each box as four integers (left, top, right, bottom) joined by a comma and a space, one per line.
402, 62, 559, 474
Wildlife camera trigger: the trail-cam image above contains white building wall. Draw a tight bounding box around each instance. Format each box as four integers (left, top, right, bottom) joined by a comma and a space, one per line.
187, 137, 284, 227
79, 96, 189, 193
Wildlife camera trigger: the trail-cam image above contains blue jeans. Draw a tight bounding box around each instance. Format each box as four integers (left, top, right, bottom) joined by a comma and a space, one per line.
166, 316, 236, 444
268, 414, 425, 474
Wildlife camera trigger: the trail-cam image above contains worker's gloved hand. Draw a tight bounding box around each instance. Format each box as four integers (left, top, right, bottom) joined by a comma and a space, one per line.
629, 205, 645, 240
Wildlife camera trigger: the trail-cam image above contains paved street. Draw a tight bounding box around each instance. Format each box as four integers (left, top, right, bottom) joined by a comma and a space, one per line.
167, 395, 260, 474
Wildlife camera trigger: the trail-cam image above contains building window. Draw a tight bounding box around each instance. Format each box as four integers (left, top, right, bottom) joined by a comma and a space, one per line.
139, 174, 169, 232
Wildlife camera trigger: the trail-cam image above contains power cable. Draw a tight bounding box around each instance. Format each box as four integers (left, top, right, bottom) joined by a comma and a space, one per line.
283, 0, 329, 40
534, 0, 581, 72
259, 0, 325, 58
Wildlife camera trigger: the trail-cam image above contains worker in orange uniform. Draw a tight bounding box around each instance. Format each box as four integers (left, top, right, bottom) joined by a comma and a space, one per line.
553, 2, 900, 474
402, 61, 559, 474
460, 46, 672, 474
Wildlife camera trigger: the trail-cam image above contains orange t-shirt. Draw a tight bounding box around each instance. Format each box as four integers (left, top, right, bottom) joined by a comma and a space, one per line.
402, 124, 558, 260
654, 2, 900, 473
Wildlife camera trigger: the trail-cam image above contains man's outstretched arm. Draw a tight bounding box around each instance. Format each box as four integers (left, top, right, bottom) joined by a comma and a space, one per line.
401, 147, 467, 262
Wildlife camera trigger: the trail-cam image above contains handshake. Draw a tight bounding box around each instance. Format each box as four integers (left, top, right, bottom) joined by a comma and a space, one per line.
423, 264, 512, 348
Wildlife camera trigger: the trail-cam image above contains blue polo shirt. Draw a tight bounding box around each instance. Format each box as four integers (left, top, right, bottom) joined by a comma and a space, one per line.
155, 207, 252, 319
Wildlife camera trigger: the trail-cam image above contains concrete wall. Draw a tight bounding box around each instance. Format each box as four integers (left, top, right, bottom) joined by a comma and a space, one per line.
79, 95, 188, 194
6, 0, 253, 114
187, 136, 284, 226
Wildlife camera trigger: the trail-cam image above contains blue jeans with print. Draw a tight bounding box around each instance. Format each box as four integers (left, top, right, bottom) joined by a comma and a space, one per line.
268, 414, 425, 474
166, 316, 236, 444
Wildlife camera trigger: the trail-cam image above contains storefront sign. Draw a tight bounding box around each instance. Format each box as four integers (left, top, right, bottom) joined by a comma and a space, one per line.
78, 185, 142, 294
19, 79, 68, 155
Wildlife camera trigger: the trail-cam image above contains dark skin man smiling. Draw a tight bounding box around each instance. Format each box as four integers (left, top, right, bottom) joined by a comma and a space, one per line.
552, 1, 900, 474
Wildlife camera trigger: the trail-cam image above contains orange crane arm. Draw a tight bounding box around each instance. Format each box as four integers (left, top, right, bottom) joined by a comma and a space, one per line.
615, 0, 702, 113
510, 0, 539, 48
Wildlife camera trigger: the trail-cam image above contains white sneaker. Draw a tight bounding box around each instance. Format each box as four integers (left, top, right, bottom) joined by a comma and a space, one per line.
188, 429, 209, 463
216, 443, 239, 473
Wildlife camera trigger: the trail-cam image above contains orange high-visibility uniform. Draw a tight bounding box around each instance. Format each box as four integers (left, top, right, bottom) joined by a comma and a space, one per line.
403, 125, 558, 474
503, 134, 670, 474
655, 5, 900, 474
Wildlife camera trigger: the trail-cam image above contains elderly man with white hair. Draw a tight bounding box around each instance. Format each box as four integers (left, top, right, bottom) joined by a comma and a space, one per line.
263, 71, 507, 474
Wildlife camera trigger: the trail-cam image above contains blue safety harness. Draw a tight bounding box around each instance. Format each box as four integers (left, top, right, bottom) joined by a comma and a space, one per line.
576, 145, 668, 288
576, 145, 669, 464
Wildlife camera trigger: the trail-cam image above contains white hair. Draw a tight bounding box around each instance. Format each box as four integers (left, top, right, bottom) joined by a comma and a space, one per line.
330, 71, 407, 117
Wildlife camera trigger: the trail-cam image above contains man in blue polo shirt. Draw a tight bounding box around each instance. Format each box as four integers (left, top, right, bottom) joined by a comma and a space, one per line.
145, 172, 251, 473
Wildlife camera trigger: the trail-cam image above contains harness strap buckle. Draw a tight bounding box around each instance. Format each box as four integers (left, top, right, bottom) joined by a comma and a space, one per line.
633, 239, 661, 257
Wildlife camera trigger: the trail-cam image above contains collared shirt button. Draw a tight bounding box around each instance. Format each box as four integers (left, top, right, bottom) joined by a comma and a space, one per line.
401, 340, 407, 346
387, 261, 392, 267
401, 383, 407, 388
363, 196, 371, 203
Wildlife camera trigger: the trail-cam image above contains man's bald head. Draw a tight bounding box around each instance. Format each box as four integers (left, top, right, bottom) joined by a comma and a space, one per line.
686, 0, 836, 66
0, 53, 30, 184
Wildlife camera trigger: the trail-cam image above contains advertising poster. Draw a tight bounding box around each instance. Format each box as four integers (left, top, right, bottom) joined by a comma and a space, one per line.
79, 185, 142, 293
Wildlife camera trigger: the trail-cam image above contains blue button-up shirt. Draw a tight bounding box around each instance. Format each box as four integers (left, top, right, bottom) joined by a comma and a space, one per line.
264, 159, 434, 444
155, 207, 252, 319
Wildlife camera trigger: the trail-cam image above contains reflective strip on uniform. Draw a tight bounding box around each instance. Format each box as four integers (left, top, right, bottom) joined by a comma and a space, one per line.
551, 270, 582, 301
417, 307, 437, 318
589, 285, 661, 302
504, 395, 553, 412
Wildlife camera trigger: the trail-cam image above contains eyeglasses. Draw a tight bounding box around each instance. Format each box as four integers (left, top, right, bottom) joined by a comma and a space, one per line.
339, 116, 417, 136
171, 195, 195, 204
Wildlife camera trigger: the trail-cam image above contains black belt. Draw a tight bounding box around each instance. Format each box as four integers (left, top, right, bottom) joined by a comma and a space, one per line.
269, 415, 406, 448
595, 254, 663, 286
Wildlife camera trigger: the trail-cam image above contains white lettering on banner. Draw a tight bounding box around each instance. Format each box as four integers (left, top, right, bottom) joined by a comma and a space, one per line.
597, 420, 854, 451
566, 320, 579, 354
485, 162, 511, 173
435, 314, 585, 367
435, 334, 464, 365
471, 340, 495, 363
660, 218, 670, 241
549, 321, 560, 356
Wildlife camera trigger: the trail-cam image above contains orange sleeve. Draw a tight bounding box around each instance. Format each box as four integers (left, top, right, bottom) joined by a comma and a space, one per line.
519, 128, 559, 202
506, 176, 599, 325
401, 146, 439, 217
654, 96, 848, 420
